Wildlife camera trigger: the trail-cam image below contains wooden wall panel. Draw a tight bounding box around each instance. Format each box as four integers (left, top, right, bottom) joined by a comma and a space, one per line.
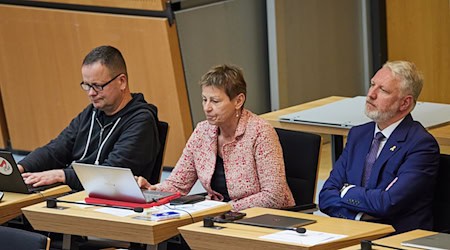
0, 4, 192, 166
31, 0, 166, 11
386, 0, 450, 103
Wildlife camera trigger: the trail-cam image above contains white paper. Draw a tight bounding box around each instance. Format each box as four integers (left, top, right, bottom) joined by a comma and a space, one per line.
165, 200, 226, 215
90, 200, 225, 218
73, 200, 93, 208
95, 207, 137, 217
259, 230, 347, 246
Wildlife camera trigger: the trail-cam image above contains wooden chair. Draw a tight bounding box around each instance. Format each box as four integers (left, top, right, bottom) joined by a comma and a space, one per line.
275, 128, 322, 211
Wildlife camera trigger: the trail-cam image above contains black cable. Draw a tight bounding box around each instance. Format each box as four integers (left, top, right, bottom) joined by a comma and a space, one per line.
46, 198, 144, 213
361, 240, 406, 250
204, 217, 306, 234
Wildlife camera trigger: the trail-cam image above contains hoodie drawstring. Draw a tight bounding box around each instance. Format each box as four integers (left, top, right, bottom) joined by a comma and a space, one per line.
78, 111, 96, 161
95, 117, 121, 165
78, 111, 122, 165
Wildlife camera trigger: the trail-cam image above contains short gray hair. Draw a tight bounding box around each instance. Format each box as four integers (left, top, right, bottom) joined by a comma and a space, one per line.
383, 61, 423, 103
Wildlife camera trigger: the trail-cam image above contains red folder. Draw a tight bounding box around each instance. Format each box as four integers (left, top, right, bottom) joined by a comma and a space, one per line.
85, 192, 181, 209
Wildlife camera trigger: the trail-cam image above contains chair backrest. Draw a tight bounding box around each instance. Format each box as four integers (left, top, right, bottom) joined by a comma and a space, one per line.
275, 128, 322, 210
433, 153, 450, 233
0, 226, 50, 250
148, 120, 169, 185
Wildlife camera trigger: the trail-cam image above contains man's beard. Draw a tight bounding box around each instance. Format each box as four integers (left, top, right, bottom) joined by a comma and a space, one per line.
365, 103, 399, 124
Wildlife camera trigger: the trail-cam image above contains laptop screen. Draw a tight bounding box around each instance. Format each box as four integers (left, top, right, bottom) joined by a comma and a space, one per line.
0, 151, 31, 193
72, 162, 175, 204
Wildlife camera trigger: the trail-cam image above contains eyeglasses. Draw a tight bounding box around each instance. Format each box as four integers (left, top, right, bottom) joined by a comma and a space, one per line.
80, 73, 123, 92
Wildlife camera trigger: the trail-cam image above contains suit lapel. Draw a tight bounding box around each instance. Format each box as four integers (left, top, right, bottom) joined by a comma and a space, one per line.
354, 124, 375, 185
367, 114, 413, 188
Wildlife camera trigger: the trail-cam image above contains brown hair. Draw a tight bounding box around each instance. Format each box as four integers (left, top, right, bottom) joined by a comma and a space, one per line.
199, 64, 247, 101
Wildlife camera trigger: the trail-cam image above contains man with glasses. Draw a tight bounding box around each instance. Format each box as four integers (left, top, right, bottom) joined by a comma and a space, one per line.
18, 45, 160, 190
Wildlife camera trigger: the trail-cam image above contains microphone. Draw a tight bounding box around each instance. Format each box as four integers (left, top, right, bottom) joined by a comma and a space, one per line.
361, 240, 406, 250
46, 198, 144, 213
203, 217, 306, 234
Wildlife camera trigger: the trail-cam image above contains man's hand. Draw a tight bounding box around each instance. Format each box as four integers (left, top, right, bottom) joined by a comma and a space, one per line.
361, 213, 378, 221
22, 170, 65, 187
135, 176, 156, 190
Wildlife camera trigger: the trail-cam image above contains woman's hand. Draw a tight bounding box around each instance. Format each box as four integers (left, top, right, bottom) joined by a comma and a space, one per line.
135, 176, 156, 190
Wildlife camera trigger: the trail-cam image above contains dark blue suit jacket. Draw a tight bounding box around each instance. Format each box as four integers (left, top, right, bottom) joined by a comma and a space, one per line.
319, 114, 439, 233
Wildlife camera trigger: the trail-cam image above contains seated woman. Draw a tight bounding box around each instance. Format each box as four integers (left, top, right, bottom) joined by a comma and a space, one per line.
137, 64, 294, 211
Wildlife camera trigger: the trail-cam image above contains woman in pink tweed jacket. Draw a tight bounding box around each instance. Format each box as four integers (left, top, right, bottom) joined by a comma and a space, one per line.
138, 64, 294, 211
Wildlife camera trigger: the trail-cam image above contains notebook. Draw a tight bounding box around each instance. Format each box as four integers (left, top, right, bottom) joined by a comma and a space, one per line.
72, 162, 178, 204
235, 214, 316, 228
401, 233, 450, 250
0, 151, 61, 194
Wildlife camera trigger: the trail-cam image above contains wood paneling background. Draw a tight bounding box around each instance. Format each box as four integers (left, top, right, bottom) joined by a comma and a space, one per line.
0, 4, 192, 166
32, 0, 166, 11
386, 0, 449, 103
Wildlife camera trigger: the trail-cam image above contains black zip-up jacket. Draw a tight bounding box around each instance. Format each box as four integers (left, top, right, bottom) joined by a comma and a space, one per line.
19, 93, 160, 190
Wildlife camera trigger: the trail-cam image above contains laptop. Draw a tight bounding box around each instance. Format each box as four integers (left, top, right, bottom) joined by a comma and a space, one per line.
72, 162, 176, 204
235, 214, 316, 228
401, 233, 450, 250
0, 151, 61, 194
279, 96, 450, 129
279, 96, 369, 128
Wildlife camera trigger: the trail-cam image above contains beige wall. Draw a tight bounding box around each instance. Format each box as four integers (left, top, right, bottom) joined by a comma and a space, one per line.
274, 0, 367, 109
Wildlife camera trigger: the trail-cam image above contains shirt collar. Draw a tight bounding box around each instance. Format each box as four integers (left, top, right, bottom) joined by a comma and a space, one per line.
374, 117, 405, 140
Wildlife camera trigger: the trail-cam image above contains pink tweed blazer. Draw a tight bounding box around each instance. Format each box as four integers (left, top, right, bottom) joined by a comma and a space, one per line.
156, 109, 295, 211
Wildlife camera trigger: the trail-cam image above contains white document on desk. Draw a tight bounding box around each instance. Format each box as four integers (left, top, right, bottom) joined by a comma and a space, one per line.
260, 230, 346, 246
92, 200, 226, 217
167, 200, 226, 215
96, 207, 137, 217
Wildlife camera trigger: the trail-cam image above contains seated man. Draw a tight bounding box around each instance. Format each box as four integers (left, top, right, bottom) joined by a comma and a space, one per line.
319, 61, 440, 233
19, 45, 160, 191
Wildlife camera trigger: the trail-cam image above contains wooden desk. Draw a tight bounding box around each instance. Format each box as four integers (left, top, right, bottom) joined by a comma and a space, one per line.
340, 229, 437, 250
0, 185, 71, 224
178, 207, 395, 250
260, 96, 450, 162
22, 191, 231, 249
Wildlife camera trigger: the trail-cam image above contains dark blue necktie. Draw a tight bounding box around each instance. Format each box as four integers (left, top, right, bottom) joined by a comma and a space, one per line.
362, 132, 385, 187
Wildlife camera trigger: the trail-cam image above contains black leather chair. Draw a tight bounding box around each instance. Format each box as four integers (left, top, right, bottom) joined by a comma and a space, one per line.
433, 153, 450, 233
0, 226, 50, 250
275, 128, 322, 211
148, 120, 169, 185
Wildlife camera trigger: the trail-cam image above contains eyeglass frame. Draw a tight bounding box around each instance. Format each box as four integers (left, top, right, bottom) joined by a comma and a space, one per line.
80, 73, 124, 92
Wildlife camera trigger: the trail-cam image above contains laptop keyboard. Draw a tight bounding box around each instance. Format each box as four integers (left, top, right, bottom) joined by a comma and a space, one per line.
27, 183, 62, 193
142, 190, 175, 202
